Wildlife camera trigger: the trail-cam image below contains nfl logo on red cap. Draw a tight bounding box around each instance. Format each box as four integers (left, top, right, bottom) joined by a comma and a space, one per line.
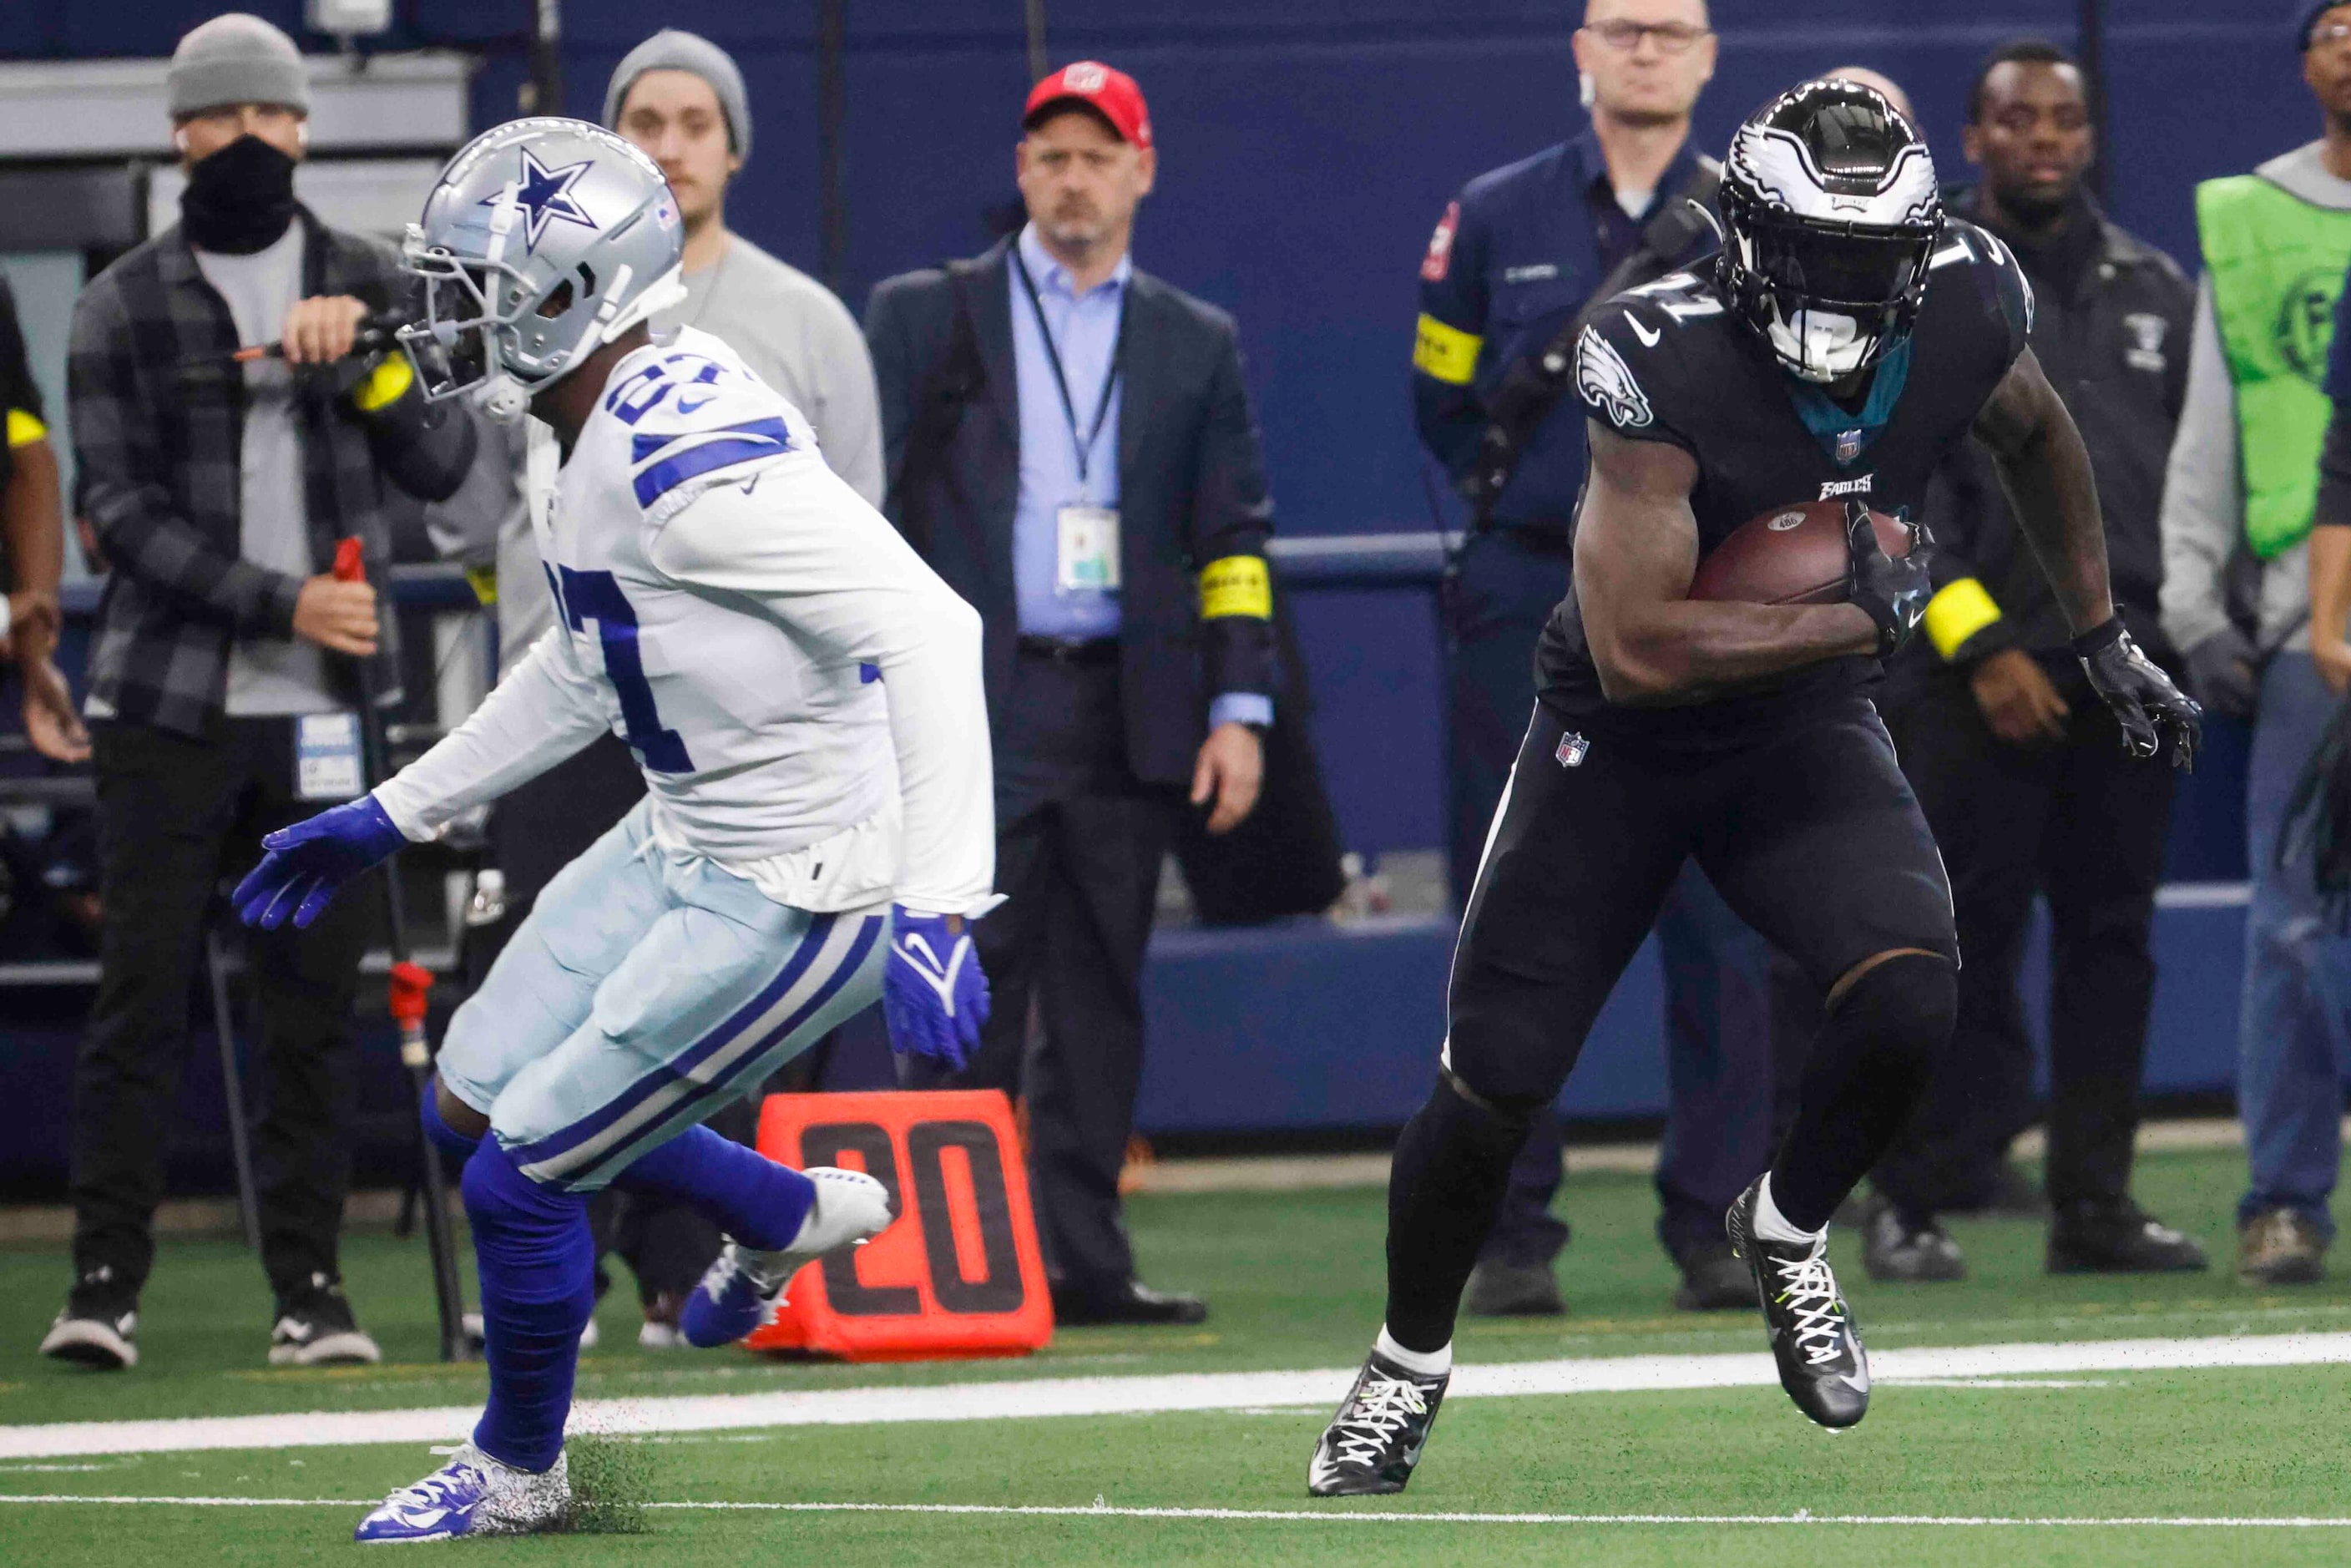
1024, 59, 1154, 151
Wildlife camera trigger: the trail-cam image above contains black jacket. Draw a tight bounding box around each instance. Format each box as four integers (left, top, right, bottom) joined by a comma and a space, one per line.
1919, 189, 2192, 670
864, 238, 1277, 787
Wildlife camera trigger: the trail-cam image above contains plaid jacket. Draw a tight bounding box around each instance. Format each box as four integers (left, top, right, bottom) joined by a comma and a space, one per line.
70, 208, 475, 736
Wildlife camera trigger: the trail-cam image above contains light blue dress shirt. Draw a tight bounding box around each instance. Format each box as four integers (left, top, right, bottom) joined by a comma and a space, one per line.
1010, 223, 1128, 642
1009, 225, 1272, 731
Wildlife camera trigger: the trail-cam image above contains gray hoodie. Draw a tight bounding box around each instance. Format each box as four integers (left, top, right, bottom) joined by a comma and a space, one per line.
2159, 140, 2351, 658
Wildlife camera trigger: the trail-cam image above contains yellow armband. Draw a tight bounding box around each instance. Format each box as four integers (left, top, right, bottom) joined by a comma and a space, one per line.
1923, 577, 2002, 661
351, 355, 415, 412
1412, 314, 1481, 385
5, 408, 48, 447
1199, 554, 1272, 620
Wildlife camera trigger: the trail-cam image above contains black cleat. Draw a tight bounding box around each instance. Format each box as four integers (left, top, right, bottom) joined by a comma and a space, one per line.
39, 1266, 139, 1371
1307, 1349, 1450, 1497
1727, 1180, 1870, 1429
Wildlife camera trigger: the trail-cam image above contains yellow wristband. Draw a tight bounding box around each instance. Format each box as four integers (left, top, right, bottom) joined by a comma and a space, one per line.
5, 408, 48, 447
1923, 577, 2003, 661
351, 355, 415, 413
1412, 314, 1482, 386
1199, 554, 1273, 620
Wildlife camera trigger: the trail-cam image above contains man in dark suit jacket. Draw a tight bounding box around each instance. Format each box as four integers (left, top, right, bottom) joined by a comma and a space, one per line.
867, 60, 1277, 1326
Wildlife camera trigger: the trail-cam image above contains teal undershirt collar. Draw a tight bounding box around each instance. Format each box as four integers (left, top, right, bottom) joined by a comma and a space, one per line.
1784, 337, 1914, 469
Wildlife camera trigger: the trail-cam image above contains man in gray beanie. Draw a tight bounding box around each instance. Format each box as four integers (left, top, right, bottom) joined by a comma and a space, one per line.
606, 28, 883, 508
40, 10, 477, 1375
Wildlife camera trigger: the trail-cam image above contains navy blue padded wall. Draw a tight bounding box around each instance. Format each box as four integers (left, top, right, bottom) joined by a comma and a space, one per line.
2, 0, 2313, 862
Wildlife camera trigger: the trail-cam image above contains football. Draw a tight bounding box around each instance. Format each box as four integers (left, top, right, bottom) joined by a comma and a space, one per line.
1686, 500, 1915, 605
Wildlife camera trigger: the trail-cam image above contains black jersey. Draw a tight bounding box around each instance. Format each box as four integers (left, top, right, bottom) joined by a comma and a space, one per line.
1535, 217, 2035, 750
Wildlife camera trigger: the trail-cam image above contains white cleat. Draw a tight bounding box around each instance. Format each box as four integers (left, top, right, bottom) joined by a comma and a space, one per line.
353, 1442, 570, 1543
680, 1167, 895, 1348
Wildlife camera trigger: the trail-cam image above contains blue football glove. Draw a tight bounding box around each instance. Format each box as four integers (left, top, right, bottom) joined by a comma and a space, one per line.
233, 794, 407, 931
882, 907, 991, 1071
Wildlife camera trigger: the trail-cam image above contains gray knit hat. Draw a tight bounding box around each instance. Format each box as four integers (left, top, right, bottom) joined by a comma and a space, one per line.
604, 30, 751, 165
168, 13, 310, 119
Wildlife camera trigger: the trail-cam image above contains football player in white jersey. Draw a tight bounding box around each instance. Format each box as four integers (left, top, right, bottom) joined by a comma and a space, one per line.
232, 119, 996, 1544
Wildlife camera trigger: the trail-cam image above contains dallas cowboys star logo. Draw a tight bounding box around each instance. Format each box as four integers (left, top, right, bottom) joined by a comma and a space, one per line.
487, 146, 597, 252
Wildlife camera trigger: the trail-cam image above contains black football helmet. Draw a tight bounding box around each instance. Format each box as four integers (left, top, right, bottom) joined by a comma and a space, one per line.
1717, 79, 1944, 383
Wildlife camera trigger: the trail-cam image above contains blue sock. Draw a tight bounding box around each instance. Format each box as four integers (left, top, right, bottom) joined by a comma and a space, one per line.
610, 1124, 816, 1252
462, 1138, 594, 1473
420, 1083, 482, 1164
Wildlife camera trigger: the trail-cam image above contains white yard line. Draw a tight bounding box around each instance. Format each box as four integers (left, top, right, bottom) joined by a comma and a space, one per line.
3, 1331, 2351, 1460
2, 1494, 2350, 1530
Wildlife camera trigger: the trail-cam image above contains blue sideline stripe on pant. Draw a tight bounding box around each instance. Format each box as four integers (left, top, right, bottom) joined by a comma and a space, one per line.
437, 797, 889, 1193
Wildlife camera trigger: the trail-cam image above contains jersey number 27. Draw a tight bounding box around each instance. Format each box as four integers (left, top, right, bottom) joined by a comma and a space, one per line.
550, 565, 694, 775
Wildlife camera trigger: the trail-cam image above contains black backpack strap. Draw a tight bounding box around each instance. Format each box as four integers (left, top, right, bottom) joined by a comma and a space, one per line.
1459, 156, 1722, 530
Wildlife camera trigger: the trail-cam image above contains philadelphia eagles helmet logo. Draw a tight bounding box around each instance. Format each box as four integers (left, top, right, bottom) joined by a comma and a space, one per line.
1575, 325, 1654, 431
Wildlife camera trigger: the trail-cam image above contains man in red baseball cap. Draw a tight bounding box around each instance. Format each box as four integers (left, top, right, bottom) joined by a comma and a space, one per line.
1016, 61, 1158, 298
869, 58, 1287, 1327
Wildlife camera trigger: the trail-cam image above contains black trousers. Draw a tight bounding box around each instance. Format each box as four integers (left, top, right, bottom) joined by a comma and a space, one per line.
1445, 529, 1776, 1267
1875, 667, 2177, 1215
905, 652, 1177, 1296
73, 716, 372, 1306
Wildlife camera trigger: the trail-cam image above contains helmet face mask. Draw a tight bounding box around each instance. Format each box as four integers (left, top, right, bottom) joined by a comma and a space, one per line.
1717, 81, 1944, 384
397, 117, 688, 422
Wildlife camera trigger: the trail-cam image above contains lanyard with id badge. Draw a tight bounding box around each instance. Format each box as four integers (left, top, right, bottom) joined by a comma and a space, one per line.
1014, 251, 1122, 595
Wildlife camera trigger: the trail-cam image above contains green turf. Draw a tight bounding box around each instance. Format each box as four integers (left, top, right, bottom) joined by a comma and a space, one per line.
4, 1147, 2349, 1565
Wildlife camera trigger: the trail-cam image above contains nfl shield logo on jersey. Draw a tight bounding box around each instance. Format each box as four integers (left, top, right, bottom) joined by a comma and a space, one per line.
1555, 731, 1590, 768
1835, 427, 1864, 465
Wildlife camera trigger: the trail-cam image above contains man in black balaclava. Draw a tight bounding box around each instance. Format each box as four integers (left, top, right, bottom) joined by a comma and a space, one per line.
40, 12, 478, 1374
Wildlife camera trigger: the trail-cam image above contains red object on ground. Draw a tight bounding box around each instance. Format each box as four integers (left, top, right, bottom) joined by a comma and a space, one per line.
746, 1090, 1054, 1362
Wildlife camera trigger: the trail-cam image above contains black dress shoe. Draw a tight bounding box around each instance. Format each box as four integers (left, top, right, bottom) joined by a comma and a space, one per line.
1464, 1258, 1566, 1317
1672, 1242, 1753, 1312
2048, 1200, 2209, 1275
1050, 1279, 1209, 1326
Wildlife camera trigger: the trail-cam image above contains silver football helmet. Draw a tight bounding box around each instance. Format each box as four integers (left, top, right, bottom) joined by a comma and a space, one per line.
397, 117, 686, 422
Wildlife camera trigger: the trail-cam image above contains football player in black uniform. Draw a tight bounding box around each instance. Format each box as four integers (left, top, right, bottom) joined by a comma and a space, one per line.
1308, 80, 2201, 1498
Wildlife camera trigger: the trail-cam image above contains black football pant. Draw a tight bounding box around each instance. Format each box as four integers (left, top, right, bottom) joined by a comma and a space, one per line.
73, 717, 372, 1308
1874, 669, 2177, 1217
1445, 529, 1777, 1269
1387, 700, 1959, 1353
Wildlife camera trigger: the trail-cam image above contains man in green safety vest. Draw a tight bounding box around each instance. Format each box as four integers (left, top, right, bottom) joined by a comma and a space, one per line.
2160, 0, 2351, 1287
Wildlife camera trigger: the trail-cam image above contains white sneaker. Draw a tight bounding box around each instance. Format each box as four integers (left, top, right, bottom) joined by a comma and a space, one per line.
354, 1442, 569, 1542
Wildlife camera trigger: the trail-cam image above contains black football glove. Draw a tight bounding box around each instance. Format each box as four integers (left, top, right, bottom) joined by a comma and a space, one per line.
1844, 501, 1934, 657
2075, 616, 2202, 771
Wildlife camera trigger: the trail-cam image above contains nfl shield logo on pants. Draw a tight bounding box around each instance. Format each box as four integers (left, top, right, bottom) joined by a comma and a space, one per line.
1555, 731, 1590, 768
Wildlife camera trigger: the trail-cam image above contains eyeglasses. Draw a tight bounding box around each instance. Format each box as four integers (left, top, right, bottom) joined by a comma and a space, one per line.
2314, 19, 2351, 47
1581, 19, 1712, 54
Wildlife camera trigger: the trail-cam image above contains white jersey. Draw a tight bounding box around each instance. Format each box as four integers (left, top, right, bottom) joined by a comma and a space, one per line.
375, 328, 994, 917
